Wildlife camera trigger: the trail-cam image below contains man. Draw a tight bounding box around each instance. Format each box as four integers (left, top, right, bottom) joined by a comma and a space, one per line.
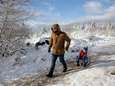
46, 24, 71, 78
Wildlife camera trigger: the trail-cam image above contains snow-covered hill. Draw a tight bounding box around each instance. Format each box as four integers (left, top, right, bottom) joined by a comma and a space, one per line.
0, 34, 115, 86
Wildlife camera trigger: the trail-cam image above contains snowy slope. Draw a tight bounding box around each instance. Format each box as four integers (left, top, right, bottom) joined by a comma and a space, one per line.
51, 65, 115, 86
0, 45, 51, 82
47, 47, 115, 86
0, 34, 115, 85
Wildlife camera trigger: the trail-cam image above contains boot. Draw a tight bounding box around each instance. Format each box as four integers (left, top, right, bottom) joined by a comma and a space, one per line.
63, 68, 67, 72
83, 63, 87, 67
46, 73, 53, 78
77, 63, 80, 66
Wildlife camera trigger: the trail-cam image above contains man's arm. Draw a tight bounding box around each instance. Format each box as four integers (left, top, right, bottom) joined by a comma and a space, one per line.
48, 33, 53, 52
64, 33, 71, 51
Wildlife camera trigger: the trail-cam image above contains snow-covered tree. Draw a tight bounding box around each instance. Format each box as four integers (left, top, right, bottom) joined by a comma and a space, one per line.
0, 0, 31, 58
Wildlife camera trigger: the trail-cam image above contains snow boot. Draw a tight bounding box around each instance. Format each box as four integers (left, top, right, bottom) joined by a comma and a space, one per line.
77, 63, 80, 66
63, 68, 67, 72
83, 63, 87, 67
46, 73, 53, 78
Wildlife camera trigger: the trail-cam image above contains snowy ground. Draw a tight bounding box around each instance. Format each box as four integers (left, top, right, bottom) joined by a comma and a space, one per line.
47, 47, 115, 86
45, 36, 115, 86
0, 35, 115, 86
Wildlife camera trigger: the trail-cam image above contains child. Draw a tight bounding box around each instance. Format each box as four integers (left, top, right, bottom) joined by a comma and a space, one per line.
76, 46, 89, 67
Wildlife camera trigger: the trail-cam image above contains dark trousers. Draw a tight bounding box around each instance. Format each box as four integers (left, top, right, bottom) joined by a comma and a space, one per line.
76, 56, 89, 66
48, 54, 67, 75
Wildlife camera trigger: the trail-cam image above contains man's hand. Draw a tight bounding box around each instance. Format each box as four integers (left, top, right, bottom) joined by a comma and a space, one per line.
48, 47, 51, 53
65, 47, 68, 51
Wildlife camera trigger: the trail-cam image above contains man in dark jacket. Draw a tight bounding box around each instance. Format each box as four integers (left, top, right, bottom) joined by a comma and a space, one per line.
46, 24, 71, 78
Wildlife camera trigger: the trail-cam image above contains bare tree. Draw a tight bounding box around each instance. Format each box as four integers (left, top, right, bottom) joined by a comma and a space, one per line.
0, 0, 31, 58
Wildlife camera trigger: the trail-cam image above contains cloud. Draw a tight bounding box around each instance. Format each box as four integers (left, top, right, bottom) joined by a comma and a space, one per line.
106, 0, 115, 3
26, 20, 40, 27
76, 15, 108, 23
42, 0, 56, 12
75, 5, 115, 23
29, 0, 62, 24
84, 1, 103, 14
80, 0, 115, 23
31, 11, 45, 17
36, 0, 62, 24
105, 6, 115, 17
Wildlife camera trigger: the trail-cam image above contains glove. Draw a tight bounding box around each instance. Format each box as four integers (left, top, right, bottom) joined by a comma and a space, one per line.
48, 47, 51, 53
65, 47, 68, 51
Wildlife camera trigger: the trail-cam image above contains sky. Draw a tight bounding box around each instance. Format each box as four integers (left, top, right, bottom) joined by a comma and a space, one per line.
27, 0, 115, 25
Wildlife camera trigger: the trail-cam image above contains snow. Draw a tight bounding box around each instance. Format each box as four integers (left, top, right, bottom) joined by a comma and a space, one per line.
0, 33, 115, 86
60, 67, 115, 86
0, 46, 51, 82
45, 35, 115, 86
47, 53, 115, 86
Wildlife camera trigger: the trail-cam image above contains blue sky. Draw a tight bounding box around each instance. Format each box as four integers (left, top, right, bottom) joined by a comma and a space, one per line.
28, 0, 115, 25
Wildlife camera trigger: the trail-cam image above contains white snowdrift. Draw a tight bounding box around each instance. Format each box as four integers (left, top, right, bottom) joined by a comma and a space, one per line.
48, 55, 115, 86
56, 68, 115, 86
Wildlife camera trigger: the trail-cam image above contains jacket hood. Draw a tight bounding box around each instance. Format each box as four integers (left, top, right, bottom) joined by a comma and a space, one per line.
52, 24, 61, 34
